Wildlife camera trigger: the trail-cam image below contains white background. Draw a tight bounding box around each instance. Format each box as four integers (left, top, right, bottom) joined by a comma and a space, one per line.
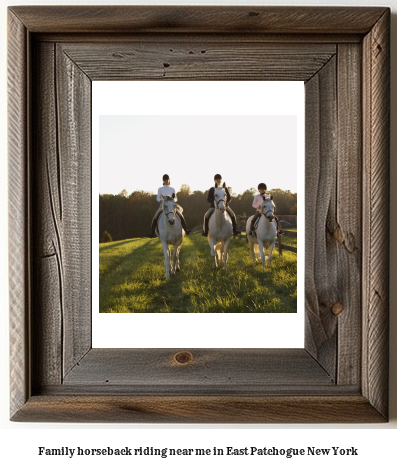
93, 81, 305, 348
1, 0, 396, 470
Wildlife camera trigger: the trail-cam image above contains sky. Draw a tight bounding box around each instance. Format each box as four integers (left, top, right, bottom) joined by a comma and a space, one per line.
99, 114, 298, 196
94, 81, 304, 198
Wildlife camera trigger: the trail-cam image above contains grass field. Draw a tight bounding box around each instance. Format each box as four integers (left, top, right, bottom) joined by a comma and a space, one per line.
99, 233, 297, 313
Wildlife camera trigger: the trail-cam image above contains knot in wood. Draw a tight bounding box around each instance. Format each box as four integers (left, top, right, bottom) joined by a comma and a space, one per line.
174, 351, 193, 365
333, 225, 344, 244
331, 302, 344, 316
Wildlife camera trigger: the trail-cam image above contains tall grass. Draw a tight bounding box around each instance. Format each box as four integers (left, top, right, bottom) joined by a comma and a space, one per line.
99, 234, 297, 313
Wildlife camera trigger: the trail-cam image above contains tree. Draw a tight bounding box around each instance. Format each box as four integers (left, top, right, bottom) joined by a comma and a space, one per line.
99, 187, 297, 241
268, 189, 297, 215
179, 183, 190, 196
102, 230, 112, 243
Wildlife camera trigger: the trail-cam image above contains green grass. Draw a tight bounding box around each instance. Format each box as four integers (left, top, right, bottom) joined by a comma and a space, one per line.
280, 229, 297, 248
99, 233, 297, 313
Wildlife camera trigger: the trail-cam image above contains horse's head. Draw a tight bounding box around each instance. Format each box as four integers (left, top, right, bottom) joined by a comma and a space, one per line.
162, 194, 177, 225
214, 182, 227, 213
261, 195, 275, 222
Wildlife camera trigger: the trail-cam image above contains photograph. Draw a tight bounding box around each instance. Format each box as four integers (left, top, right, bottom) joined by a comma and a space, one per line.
98, 114, 299, 314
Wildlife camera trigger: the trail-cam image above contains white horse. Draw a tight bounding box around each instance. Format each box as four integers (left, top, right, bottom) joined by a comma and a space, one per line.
156, 194, 184, 279
246, 196, 277, 268
207, 183, 233, 269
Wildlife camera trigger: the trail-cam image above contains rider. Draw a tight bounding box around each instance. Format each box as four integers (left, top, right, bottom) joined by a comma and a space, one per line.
201, 174, 240, 237
148, 174, 191, 238
247, 183, 284, 237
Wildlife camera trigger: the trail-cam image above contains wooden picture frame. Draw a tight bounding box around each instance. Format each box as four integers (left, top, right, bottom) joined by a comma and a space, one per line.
8, 6, 390, 423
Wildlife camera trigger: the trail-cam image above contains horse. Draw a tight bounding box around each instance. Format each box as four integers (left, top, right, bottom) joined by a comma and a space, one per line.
246, 195, 277, 268
207, 183, 233, 269
156, 194, 184, 279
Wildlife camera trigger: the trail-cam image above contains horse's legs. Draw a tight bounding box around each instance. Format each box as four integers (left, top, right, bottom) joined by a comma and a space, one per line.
258, 241, 266, 269
209, 237, 218, 268
176, 245, 181, 271
170, 246, 176, 276
161, 241, 171, 278
249, 240, 256, 265
217, 243, 223, 265
222, 239, 231, 270
172, 242, 182, 275
168, 247, 172, 273
267, 241, 275, 267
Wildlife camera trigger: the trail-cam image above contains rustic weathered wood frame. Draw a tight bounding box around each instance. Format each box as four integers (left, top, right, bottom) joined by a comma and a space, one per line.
8, 6, 390, 423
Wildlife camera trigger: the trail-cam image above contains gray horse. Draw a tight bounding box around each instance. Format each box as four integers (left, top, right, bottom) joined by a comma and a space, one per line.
246, 196, 277, 268
156, 195, 185, 279
207, 183, 233, 270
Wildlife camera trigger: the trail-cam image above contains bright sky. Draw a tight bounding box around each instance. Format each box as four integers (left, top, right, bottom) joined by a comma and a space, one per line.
99, 115, 298, 196
94, 81, 304, 197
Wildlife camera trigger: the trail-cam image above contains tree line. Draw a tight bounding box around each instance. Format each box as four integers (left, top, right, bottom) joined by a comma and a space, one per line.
99, 186, 297, 242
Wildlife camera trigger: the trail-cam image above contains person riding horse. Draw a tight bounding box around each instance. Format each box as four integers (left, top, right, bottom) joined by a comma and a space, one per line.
201, 174, 240, 237
247, 183, 284, 238
148, 174, 191, 238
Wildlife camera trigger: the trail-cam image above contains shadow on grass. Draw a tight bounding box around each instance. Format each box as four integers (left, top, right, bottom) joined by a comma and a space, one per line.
100, 236, 199, 312
99, 238, 160, 280
100, 238, 143, 254
99, 234, 297, 313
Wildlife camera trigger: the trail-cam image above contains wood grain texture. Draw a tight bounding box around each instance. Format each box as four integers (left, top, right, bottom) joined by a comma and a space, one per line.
304, 57, 338, 378
11, 396, 385, 424
8, 6, 390, 423
56, 45, 91, 377
362, 9, 390, 419
34, 33, 363, 45
62, 349, 333, 391
60, 42, 335, 81
304, 44, 364, 388
8, 10, 29, 419
32, 42, 63, 387
9, 6, 387, 34
32, 42, 92, 387
335, 44, 362, 386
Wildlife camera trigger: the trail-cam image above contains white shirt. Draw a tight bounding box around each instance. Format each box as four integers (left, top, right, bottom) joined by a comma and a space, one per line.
157, 184, 177, 202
